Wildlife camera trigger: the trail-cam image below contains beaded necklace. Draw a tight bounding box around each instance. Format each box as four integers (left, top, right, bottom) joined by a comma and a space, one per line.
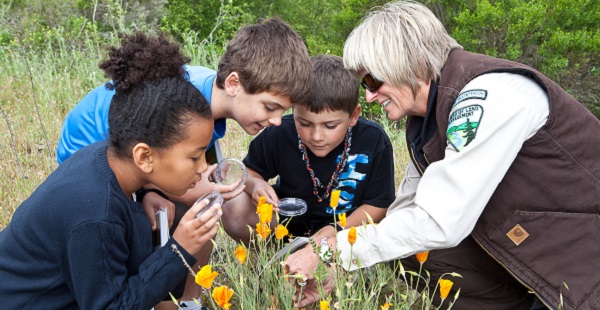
298, 127, 353, 202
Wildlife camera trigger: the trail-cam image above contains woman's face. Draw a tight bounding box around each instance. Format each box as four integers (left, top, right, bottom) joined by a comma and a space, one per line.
362, 73, 429, 120
150, 116, 214, 196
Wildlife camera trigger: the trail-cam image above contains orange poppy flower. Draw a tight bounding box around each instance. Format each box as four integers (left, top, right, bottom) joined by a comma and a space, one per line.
195, 265, 218, 289
338, 212, 347, 228
256, 202, 273, 224
233, 245, 247, 264
329, 189, 341, 208
212, 285, 234, 309
438, 279, 454, 300
381, 302, 393, 310
256, 223, 271, 240
274, 224, 289, 240
348, 226, 357, 245
257, 196, 266, 207
320, 300, 330, 310
415, 251, 429, 265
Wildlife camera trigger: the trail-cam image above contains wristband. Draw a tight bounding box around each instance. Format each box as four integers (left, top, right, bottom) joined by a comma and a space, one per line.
135, 187, 169, 202
179, 300, 203, 309
318, 236, 333, 264
328, 222, 343, 232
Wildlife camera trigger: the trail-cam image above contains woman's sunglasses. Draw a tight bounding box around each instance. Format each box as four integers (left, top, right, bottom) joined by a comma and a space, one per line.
361, 73, 384, 93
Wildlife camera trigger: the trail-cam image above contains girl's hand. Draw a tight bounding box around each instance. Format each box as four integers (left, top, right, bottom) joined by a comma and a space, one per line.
142, 191, 175, 230
172, 197, 222, 256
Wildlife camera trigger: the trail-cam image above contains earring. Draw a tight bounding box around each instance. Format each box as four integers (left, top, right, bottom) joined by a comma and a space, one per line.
347, 126, 352, 133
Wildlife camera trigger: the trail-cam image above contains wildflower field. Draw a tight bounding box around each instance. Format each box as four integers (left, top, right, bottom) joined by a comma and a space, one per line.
173, 195, 461, 309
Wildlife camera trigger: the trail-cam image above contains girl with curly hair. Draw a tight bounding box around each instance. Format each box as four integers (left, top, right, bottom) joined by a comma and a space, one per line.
0, 32, 219, 309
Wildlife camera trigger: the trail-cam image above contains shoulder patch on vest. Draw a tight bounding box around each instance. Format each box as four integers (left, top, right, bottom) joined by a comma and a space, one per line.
453, 89, 487, 107
447, 104, 483, 152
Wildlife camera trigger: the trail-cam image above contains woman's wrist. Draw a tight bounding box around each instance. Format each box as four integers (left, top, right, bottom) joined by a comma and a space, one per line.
312, 225, 337, 241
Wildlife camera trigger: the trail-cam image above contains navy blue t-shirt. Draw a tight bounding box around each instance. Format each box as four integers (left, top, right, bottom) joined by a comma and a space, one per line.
0, 141, 195, 309
244, 115, 395, 235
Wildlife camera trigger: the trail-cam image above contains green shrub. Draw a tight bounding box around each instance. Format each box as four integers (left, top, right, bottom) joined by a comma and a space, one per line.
428, 0, 599, 116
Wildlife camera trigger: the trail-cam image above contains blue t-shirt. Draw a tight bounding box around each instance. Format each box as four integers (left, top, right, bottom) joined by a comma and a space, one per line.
56, 66, 226, 163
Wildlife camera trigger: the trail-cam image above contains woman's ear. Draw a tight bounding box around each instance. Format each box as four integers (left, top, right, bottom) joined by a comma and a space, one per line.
349, 104, 361, 127
224, 72, 241, 96
132, 143, 154, 173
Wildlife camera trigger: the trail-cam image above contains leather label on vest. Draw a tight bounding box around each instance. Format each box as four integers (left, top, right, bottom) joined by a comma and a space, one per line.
447, 104, 483, 152
506, 224, 529, 246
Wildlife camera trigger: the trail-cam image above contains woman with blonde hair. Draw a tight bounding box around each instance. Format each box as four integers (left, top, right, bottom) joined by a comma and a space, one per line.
288, 1, 600, 309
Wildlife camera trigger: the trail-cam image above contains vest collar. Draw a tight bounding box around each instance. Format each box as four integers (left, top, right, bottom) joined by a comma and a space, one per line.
406, 79, 440, 174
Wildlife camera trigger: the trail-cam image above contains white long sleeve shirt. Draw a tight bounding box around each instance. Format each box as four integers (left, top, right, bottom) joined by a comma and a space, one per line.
337, 73, 550, 271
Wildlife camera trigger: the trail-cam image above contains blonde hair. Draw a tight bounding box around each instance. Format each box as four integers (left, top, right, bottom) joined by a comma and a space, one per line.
343, 1, 461, 95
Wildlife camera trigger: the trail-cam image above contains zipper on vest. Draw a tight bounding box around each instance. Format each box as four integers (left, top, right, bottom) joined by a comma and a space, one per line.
423, 152, 431, 166
409, 146, 425, 175
471, 237, 556, 310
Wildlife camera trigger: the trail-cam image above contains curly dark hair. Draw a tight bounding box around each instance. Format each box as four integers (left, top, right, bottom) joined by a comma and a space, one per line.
100, 32, 190, 93
101, 32, 212, 158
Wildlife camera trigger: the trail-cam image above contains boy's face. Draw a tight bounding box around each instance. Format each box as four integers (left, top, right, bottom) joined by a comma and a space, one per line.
224, 72, 293, 135
233, 90, 292, 135
294, 105, 360, 157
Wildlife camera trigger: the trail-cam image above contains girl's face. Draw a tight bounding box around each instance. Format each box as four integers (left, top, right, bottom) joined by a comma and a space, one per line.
149, 116, 214, 196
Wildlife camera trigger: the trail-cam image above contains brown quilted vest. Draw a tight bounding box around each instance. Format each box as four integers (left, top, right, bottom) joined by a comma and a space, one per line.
409, 49, 600, 309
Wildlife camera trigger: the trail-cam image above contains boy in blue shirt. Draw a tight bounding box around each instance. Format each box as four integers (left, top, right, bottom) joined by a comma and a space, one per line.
57, 18, 312, 209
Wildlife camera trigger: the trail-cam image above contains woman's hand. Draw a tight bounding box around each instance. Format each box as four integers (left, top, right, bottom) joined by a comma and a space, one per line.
285, 245, 335, 307
142, 191, 175, 230
293, 274, 334, 308
285, 244, 319, 281
172, 197, 222, 256
285, 234, 338, 307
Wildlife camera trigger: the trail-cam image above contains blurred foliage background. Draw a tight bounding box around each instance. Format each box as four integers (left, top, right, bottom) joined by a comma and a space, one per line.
1, 0, 598, 120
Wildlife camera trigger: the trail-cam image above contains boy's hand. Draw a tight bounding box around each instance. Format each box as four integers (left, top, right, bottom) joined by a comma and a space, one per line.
212, 180, 246, 201
206, 163, 246, 201
171, 164, 245, 206
142, 192, 175, 230
172, 197, 222, 256
251, 180, 279, 209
